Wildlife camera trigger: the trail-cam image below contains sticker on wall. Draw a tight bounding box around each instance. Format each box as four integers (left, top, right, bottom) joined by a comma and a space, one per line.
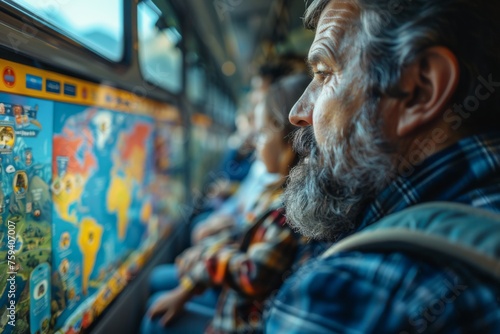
13, 104, 29, 129
13, 170, 28, 199
0, 122, 15, 154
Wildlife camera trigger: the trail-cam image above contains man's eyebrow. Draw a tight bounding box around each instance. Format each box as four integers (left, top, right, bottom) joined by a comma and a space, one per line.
307, 49, 336, 69
307, 54, 323, 70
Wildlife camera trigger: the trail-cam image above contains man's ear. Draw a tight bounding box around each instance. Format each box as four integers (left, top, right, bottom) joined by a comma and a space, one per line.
396, 46, 460, 137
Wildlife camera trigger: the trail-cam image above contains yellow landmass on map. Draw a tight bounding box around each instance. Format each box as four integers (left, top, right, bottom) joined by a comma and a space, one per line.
107, 174, 131, 240
53, 173, 86, 225
107, 144, 147, 240
77, 217, 103, 295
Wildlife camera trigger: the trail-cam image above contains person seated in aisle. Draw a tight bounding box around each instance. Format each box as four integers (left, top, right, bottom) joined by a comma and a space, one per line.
194, 105, 257, 214
141, 73, 314, 334
187, 60, 302, 246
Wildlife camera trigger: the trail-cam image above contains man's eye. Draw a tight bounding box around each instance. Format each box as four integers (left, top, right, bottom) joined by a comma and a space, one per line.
314, 71, 330, 81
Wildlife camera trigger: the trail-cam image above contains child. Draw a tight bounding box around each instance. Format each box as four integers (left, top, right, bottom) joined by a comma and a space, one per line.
141, 73, 311, 334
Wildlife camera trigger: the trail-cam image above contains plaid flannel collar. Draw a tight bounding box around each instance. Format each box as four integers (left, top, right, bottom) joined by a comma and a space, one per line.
357, 132, 500, 231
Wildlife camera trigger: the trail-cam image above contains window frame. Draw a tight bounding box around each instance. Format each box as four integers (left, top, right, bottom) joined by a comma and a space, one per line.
2, 0, 129, 64
137, 0, 184, 95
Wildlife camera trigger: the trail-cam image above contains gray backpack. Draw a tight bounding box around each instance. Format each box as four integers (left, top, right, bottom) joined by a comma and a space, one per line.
322, 202, 500, 281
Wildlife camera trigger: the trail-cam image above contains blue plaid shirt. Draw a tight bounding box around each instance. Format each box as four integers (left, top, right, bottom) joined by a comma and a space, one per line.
265, 133, 500, 333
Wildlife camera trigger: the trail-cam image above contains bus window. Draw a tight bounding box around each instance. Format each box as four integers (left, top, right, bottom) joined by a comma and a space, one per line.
138, 0, 183, 93
187, 62, 206, 105
9, 0, 124, 62
186, 35, 207, 104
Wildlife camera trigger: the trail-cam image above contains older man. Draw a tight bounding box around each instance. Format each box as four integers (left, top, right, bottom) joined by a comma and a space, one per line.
266, 0, 500, 333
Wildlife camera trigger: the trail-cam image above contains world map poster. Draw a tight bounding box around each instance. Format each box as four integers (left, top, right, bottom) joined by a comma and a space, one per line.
51, 103, 155, 328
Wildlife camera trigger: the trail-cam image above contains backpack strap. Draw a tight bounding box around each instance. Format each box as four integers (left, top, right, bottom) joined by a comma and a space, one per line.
322, 202, 500, 281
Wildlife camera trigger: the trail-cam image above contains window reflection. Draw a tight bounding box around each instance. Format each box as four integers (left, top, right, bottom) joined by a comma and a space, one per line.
138, 0, 183, 93
11, 0, 123, 61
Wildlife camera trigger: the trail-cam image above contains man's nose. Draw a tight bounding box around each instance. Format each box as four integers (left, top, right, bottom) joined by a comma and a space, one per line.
289, 94, 313, 127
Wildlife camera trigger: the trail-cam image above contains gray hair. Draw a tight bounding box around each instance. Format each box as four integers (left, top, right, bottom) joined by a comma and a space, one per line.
305, 0, 500, 131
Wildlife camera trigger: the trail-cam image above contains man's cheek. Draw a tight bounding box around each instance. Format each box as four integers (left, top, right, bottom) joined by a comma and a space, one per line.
313, 114, 328, 145
313, 97, 339, 143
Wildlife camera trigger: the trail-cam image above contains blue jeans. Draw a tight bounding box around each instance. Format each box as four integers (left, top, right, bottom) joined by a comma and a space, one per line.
141, 265, 219, 334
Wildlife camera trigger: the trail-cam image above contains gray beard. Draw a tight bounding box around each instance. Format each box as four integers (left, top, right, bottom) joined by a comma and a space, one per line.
283, 106, 396, 241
